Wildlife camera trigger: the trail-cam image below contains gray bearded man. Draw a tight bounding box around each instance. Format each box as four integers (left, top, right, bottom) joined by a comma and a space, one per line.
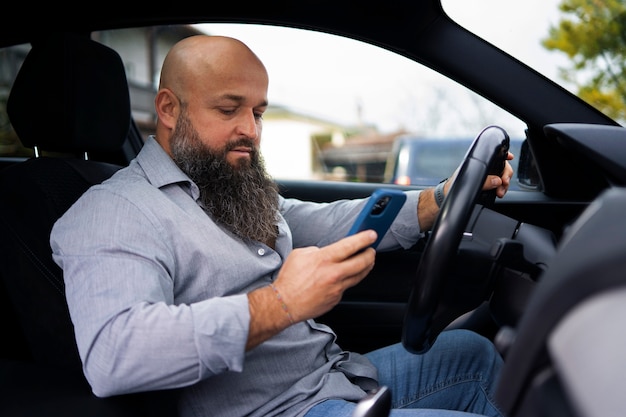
51, 35, 512, 417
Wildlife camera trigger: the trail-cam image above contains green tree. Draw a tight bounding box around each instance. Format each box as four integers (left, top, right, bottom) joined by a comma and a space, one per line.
542, 0, 626, 122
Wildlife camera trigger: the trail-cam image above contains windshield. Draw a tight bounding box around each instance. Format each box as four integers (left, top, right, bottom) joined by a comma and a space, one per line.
442, 0, 626, 125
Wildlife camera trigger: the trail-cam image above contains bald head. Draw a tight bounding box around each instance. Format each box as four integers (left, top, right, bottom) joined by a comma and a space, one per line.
154, 35, 270, 155
159, 35, 268, 103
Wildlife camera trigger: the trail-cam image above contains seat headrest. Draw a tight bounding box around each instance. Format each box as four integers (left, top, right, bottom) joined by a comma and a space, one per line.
7, 33, 131, 153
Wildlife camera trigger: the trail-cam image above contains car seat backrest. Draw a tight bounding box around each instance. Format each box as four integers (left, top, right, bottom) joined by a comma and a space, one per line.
494, 187, 626, 417
0, 32, 129, 374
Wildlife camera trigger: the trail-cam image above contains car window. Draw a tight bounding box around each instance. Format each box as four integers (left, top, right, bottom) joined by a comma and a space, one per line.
384, 136, 523, 190
442, 0, 626, 126
195, 23, 527, 186
0, 25, 530, 189
0, 43, 31, 161
442, 0, 568, 84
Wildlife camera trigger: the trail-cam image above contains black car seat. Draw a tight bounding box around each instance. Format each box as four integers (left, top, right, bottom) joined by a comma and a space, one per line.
0, 33, 176, 416
494, 186, 626, 417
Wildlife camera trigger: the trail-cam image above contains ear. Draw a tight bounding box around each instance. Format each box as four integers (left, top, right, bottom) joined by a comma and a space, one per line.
155, 88, 179, 129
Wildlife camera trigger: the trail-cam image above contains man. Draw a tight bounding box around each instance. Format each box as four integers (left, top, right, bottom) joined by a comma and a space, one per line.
51, 35, 513, 417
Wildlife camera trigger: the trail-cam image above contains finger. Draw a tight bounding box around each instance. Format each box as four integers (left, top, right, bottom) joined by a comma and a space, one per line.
501, 160, 513, 185
483, 159, 514, 190
484, 174, 511, 196
340, 255, 376, 287
321, 230, 377, 261
331, 247, 376, 285
484, 175, 502, 190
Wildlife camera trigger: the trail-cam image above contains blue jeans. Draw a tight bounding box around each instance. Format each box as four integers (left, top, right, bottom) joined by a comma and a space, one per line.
305, 329, 503, 417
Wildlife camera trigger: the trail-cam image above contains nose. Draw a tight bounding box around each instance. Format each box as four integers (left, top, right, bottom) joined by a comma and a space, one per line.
236, 110, 260, 140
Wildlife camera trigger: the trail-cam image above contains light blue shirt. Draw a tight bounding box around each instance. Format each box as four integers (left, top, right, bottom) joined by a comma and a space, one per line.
50, 136, 423, 417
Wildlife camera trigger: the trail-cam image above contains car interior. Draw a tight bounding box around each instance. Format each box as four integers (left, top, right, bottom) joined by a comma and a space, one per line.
1, 3, 625, 417
0, 32, 181, 416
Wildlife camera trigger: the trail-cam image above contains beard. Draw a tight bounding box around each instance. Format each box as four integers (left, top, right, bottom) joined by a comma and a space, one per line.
170, 112, 279, 246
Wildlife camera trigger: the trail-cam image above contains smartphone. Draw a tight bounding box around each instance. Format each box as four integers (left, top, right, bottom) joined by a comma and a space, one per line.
346, 188, 407, 249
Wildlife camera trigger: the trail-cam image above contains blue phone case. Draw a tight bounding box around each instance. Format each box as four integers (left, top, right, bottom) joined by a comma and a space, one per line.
347, 188, 407, 249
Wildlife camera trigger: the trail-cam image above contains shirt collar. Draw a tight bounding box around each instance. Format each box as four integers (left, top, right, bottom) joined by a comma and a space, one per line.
137, 135, 200, 200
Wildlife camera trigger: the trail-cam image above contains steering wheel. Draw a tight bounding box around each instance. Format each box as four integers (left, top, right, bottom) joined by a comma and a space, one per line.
402, 125, 510, 354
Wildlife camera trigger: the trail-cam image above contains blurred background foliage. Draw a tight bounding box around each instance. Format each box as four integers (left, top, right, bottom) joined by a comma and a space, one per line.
543, 0, 626, 123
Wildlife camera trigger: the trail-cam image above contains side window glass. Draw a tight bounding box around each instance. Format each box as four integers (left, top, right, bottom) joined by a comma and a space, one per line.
0, 26, 530, 190
0, 44, 31, 161
194, 24, 527, 188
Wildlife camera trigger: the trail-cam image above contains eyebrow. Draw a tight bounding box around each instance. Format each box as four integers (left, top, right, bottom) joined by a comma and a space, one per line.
219, 94, 268, 108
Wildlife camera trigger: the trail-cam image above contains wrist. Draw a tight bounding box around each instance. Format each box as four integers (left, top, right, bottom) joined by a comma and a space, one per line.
269, 283, 294, 325
434, 178, 447, 208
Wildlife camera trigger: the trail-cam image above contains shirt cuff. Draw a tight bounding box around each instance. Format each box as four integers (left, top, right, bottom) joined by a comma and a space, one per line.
191, 294, 250, 378
386, 190, 423, 249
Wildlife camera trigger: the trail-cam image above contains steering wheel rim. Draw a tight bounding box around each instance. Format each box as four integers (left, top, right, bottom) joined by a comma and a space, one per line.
402, 125, 510, 354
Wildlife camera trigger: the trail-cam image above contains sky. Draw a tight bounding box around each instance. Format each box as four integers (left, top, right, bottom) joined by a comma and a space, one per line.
197, 0, 569, 136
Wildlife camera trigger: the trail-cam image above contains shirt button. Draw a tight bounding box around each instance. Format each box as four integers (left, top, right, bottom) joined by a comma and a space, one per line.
257, 248, 266, 256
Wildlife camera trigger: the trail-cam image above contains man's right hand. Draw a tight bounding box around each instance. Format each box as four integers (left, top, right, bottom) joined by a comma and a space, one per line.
246, 230, 377, 350
276, 229, 377, 321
